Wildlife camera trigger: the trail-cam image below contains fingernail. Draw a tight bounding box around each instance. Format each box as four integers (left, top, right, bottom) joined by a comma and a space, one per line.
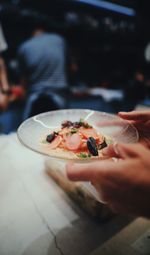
114, 143, 127, 158
118, 111, 128, 115
113, 142, 119, 155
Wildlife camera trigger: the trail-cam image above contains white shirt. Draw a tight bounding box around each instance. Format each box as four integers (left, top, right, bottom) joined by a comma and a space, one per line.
0, 23, 7, 53
145, 43, 150, 63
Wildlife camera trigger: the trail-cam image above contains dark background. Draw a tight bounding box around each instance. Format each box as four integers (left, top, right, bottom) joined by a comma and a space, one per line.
0, 0, 150, 133
1, 0, 150, 86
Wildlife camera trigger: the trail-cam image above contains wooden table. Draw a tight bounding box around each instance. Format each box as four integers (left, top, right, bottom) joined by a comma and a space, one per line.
0, 133, 150, 255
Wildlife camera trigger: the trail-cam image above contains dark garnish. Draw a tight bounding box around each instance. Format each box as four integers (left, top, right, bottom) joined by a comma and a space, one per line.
46, 132, 57, 143
73, 119, 92, 129
62, 120, 73, 128
79, 118, 92, 128
87, 137, 98, 156
73, 122, 82, 128
98, 139, 107, 150
70, 128, 78, 134
83, 123, 92, 128
61, 119, 92, 129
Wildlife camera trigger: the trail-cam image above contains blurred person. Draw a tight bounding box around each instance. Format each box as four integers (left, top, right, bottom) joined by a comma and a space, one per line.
0, 22, 27, 133
66, 111, 150, 218
0, 23, 10, 110
123, 70, 146, 111
17, 18, 68, 119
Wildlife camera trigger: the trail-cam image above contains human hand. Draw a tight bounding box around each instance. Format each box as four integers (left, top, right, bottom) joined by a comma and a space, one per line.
118, 111, 150, 148
0, 92, 9, 110
66, 143, 150, 217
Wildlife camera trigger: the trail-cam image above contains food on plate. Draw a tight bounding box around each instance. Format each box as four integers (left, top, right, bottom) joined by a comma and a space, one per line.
41, 119, 113, 159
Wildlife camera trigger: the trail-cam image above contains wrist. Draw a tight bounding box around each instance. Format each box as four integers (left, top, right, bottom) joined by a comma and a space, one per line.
1, 88, 12, 96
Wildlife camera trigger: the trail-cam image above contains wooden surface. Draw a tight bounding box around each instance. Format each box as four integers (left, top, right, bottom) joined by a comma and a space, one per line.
46, 160, 113, 220
0, 133, 150, 255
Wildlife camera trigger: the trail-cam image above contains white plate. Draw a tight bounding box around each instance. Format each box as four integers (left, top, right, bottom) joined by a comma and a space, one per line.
17, 109, 139, 202
17, 109, 138, 159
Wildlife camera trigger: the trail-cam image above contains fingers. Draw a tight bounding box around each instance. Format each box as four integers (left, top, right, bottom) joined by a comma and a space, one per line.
66, 161, 97, 182
112, 143, 144, 158
118, 111, 150, 122
96, 120, 124, 127
66, 159, 124, 182
66, 143, 150, 183
102, 143, 120, 158
102, 142, 145, 159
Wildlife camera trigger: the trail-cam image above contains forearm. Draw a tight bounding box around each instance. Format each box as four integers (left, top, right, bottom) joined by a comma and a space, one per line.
0, 57, 9, 91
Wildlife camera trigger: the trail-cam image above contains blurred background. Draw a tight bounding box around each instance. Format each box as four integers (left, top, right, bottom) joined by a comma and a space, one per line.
0, 0, 150, 133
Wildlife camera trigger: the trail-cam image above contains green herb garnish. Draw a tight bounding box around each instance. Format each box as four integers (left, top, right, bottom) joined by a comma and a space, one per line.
77, 152, 92, 158
83, 122, 92, 128
79, 118, 84, 123
79, 118, 92, 128
70, 128, 78, 134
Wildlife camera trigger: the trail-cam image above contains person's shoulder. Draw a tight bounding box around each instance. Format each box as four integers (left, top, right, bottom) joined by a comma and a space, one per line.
18, 38, 35, 54
18, 40, 28, 52
18, 43, 25, 56
45, 33, 65, 42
